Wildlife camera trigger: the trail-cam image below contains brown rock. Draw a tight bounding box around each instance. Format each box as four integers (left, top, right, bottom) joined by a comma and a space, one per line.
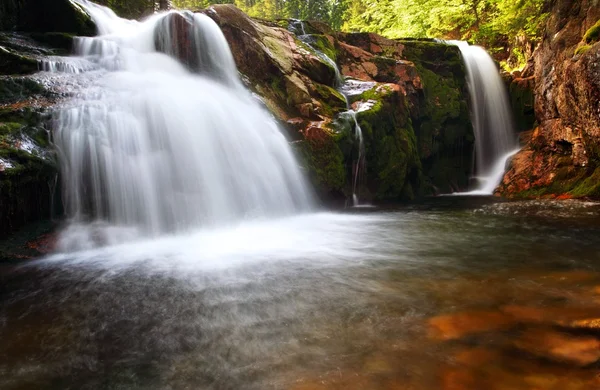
498, 0, 600, 198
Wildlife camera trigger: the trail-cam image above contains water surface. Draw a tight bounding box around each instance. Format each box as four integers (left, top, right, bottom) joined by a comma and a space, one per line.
2, 197, 600, 389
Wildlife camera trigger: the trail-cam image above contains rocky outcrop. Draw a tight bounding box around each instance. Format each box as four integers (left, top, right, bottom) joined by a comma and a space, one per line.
0, 0, 95, 36
0, 34, 65, 238
498, 0, 600, 198
205, 6, 472, 201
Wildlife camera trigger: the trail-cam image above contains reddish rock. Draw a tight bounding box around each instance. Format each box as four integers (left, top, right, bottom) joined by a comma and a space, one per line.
514, 328, 600, 366
427, 310, 516, 340
498, 0, 600, 198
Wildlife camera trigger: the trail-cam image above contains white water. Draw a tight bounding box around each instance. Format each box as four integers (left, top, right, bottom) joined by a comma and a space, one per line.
49, 1, 313, 250
292, 21, 366, 206
451, 41, 519, 194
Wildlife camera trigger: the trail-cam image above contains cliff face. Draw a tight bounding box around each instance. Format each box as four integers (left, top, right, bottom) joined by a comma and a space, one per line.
498, 0, 600, 198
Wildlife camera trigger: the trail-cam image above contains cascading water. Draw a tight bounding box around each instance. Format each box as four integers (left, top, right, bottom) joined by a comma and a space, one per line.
290, 21, 365, 206
450, 41, 520, 194
47, 0, 313, 249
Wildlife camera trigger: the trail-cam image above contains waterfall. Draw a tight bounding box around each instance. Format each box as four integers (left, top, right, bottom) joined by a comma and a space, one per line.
47, 0, 313, 249
291, 21, 365, 206
451, 41, 520, 194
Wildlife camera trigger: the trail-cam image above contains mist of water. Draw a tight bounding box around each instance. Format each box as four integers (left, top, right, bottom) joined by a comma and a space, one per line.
451, 41, 520, 194
48, 1, 313, 250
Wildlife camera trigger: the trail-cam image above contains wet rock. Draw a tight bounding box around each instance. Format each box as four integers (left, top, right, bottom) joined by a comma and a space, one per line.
1, 0, 96, 36
509, 76, 536, 133
514, 328, 600, 366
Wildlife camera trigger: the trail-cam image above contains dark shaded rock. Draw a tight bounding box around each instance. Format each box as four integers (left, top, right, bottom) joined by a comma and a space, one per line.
400, 40, 474, 194
509, 76, 536, 132
0, 0, 95, 36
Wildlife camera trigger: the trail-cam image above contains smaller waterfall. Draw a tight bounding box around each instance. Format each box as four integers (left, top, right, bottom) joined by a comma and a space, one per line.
291, 21, 365, 206
450, 41, 520, 194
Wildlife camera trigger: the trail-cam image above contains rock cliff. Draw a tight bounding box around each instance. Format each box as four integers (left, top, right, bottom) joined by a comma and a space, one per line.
498, 0, 600, 198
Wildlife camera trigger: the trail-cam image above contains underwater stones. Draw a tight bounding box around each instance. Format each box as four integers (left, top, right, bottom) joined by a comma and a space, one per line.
427, 311, 516, 341
515, 329, 600, 367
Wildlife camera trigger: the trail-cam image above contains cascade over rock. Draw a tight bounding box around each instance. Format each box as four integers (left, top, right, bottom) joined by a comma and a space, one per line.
204, 7, 473, 201
498, 0, 600, 198
0, 2, 475, 239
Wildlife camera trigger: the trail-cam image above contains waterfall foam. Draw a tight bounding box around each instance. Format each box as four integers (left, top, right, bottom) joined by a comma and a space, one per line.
450, 41, 520, 194
50, 1, 313, 250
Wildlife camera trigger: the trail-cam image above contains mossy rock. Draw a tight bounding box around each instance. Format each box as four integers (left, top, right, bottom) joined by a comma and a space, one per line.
0, 77, 48, 105
28, 32, 75, 53
354, 85, 422, 200
399, 39, 474, 194
584, 19, 600, 44
0, 46, 38, 75
301, 34, 337, 62
509, 78, 536, 132
313, 82, 346, 116
294, 131, 346, 198
575, 44, 592, 56
295, 38, 338, 87
1, 0, 95, 36
0, 147, 57, 238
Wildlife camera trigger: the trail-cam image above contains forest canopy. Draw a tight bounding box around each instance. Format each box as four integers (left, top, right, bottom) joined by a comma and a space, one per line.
97, 0, 549, 69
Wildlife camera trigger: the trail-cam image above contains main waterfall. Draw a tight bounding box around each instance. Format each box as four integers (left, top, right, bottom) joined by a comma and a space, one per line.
451, 42, 520, 194
50, 1, 313, 248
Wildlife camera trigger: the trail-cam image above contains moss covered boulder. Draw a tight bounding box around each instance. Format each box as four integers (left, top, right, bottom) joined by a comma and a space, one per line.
399, 40, 473, 194
509, 76, 536, 133
0, 0, 95, 36
353, 83, 422, 200
0, 76, 58, 237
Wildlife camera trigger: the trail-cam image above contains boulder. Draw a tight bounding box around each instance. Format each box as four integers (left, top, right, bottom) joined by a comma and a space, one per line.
1, 0, 96, 36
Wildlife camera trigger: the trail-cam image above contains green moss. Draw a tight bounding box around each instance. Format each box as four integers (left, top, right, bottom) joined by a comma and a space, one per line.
509, 79, 535, 132
584, 20, 600, 44
570, 167, 600, 197
313, 82, 346, 116
0, 46, 38, 76
295, 135, 345, 195
575, 45, 592, 56
310, 34, 337, 62
399, 39, 474, 194
354, 86, 422, 200
0, 77, 47, 105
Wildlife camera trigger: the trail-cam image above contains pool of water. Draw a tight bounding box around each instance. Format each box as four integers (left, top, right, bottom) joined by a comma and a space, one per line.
2, 197, 600, 389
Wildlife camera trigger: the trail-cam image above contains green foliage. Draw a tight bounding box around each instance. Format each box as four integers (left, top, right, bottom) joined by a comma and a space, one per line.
584, 20, 600, 44
575, 45, 592, 56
